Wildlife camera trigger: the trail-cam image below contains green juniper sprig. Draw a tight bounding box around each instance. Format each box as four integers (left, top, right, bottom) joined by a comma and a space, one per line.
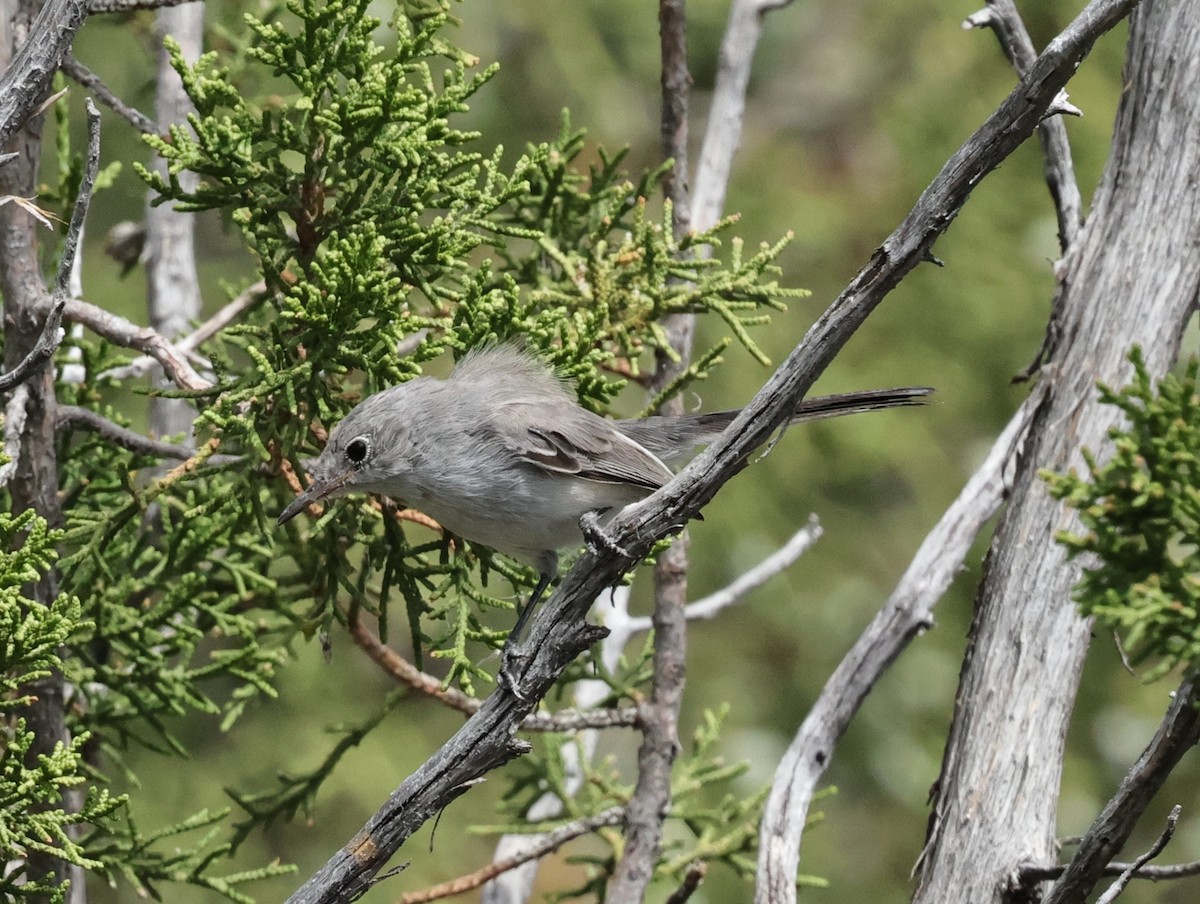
1044, 348, 1200, 679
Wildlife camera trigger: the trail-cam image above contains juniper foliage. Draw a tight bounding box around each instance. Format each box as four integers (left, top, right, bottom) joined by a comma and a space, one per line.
6, 0, 807, 898
1045, 348, 1200, 680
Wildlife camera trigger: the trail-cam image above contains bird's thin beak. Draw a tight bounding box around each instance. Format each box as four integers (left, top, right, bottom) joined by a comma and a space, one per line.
277, 472, 348, 526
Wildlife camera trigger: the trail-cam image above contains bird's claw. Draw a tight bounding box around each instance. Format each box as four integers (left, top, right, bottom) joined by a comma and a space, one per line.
579, 510, 630, 558
500, 643, 530, 703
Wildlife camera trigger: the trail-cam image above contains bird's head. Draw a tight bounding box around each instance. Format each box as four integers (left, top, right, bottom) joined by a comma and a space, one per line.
277, 383, 421, 525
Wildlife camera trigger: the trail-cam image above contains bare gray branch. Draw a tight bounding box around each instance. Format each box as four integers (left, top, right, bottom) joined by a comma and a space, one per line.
757, 385, 1045, 904
0, 0, 88, 147
285, 2, 1140, 900
1043, 679, 1200, 904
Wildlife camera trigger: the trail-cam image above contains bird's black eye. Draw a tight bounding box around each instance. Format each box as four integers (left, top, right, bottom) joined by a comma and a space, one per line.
345, 436, 370, 464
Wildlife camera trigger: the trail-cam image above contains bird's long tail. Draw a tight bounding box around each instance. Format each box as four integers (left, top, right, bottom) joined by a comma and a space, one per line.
617, 385, 933, 464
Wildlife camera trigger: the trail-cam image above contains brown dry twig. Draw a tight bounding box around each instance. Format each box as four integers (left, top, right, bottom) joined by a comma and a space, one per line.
395, 806, 624, 904
348, 617, 638, 733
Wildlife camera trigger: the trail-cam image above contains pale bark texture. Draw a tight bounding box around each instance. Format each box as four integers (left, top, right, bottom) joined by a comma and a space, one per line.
1, 0, 67, 897
913, 3, 1200, 902
146, 3, 203, 440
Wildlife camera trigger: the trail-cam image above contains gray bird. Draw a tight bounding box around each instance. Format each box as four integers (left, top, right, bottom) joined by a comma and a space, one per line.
278, 344, 931, 639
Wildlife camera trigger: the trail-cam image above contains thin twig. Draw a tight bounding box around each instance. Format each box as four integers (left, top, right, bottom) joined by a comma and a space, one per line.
60, 57, 158, 135
180, 281, 267, 349
1095, 805, 1182, 904
1041, 676, 1200, 904
0, 99, 102, 393
964, 0, 1086, 384
964, 0, 1083, 251
0, 298, 64, 392
349, 616, 487, 715
619, 517, 823, 635
56, 100, 102, 307
65, 299, 213, 392
56, 405, 240, 464
664, 861, 708, 904
396, 807, 624, 904
57, 406, 194, 460
1021, 853, 1200, 884
348, 617, 638, 732
94, 281, 267, 384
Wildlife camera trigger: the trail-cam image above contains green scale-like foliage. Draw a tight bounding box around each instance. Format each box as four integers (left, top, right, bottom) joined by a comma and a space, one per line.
122, 0, 804, 679
36, 0, 810, 897
1044, 349, 1200, 679
0, 510, 132, 902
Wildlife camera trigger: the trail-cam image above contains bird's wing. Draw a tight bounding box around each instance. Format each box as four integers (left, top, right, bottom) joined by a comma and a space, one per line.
502, 402, 674, 492
448, 345, 674, 492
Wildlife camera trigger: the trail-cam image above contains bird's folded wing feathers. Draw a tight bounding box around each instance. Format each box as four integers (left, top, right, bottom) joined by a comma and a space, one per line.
504, 404, 674, 491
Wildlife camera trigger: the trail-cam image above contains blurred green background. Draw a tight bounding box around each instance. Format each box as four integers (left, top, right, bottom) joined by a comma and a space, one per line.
60, 1, 1199, 901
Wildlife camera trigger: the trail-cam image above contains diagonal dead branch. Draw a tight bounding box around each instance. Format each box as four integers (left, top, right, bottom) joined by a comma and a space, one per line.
65, 298, 213, 391
61, 56, 158, 134
1040, 676, 1200, 904
285, 2, 1140, 900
